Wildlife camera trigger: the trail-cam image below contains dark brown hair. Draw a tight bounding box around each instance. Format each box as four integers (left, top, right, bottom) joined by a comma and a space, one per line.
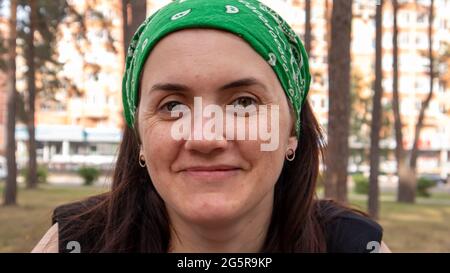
56, 100, 354, 252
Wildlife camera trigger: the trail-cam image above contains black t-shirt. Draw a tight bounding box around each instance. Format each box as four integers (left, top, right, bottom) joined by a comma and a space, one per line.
53, 198, 383, 253
323, 210, 383, 253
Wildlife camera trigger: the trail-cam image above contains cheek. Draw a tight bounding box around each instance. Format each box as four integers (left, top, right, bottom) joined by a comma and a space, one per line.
237, 105, 292, 187
237, 140, 286, 188
139, 119, 179, 179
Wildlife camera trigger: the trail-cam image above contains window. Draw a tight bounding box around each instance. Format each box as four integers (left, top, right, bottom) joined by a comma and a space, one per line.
49, 142, 63, 155
56, 103, 66, 112
90, 145, 97, 153
415, 100, 422, 111
399, 32, 410, 46
417, 12, 427, 24
40, 102, 51, 111
438, 83, 445, 93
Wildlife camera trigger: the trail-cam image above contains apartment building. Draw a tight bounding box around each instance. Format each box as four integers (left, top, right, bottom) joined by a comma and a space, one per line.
1, 0, 449, 177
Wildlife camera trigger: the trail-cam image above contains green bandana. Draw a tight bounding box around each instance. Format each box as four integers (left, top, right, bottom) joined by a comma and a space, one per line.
122, 0, 311, 138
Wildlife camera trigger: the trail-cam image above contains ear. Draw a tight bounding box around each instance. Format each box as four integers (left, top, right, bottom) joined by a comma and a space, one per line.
287, 135, 298, 152
139, 144, 145, 155
287, 114, 298, 152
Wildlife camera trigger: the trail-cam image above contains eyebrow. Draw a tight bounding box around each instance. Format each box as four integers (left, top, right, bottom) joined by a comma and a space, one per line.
149, 77, 268, 93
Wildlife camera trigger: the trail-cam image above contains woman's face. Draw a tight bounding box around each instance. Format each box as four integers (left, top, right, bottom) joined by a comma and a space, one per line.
137, 29, 297, 227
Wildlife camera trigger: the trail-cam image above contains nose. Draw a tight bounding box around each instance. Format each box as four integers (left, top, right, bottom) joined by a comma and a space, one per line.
184, 110, 228, 154
184, 137, 228, 154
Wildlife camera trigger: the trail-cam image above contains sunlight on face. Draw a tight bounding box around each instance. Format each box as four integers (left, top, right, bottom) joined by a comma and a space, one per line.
137, 29, 298, 227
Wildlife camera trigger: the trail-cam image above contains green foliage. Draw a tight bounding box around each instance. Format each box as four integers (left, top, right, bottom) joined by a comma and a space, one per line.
0, 35, 7, 72
20, 165, 49, 184
13, 0, 117, 122
77, 166, 100, 186
417, 177, 437, 198
353, 173, 369, 194
349, 68, 393, 167
350, 69, 371, 144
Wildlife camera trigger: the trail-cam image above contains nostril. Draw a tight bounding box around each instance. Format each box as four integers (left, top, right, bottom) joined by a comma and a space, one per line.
184, 138, 228, 154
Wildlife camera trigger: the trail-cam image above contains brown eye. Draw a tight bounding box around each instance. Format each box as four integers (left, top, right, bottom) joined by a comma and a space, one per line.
231, 97, 257, 108
161, 101, 183, 112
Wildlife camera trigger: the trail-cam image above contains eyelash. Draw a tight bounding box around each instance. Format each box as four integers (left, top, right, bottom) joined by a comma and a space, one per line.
160, 101, 182, 112
159, 96, 259, 114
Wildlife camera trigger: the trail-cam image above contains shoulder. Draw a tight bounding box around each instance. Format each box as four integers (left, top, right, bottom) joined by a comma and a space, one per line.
31, 223, 59, 253
52, 194, 106, 225
324, 209, 383, 253
52, 194, 107, 253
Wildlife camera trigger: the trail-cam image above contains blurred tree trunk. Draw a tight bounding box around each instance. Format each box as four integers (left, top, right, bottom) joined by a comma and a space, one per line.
395, 0, 435, 204
25, 0, 38, 189
304, 0, 311, 54
392, 0, 415, 203
368, 0, 384, 220
4, 0, 18, 206
122, 0, 147, 55
325, 0, 332, 51
409, 0, 435, 180
324, 0, 353, 203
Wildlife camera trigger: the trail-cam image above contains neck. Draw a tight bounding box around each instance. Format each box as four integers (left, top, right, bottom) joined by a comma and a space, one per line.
167, 193, 273, 253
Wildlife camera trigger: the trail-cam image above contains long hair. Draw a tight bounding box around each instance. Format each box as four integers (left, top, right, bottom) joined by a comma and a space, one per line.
57, 100, 353, 252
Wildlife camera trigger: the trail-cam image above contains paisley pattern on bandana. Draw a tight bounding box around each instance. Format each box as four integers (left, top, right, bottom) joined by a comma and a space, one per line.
122, 0, 311, 139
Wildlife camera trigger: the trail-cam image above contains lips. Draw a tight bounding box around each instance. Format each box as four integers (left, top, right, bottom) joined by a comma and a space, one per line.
184, 165, 240, 171
181, 165, 242, 180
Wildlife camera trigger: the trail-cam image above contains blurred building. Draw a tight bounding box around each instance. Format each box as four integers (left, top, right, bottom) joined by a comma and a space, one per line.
284, 0, 450, 177
350, 0, 450, 177
37, 0, 125, 128
1, 0, 449, 178
12, 0, 127, 169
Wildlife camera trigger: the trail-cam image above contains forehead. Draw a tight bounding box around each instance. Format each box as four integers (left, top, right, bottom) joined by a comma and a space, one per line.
140, 28, 279, 88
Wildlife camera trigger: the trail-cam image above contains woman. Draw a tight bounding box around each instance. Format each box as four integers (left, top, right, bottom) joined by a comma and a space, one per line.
33, 0, 389, 253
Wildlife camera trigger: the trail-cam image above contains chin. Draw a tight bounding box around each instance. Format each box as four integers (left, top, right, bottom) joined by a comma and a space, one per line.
183, 197, 242, 226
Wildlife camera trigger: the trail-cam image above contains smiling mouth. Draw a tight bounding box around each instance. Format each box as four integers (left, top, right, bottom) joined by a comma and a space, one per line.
181, 165, 242, 180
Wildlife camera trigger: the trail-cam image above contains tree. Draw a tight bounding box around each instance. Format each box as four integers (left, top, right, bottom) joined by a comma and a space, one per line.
20, 0, 64, 188
408, 0, 435, 184
324, 0, 353, 202
5, 1, 117, 191
24, 0, 38, 189
368, 0, 384, 219
392, 0, 414, 203
14, 1, 114, 187
438, 42, 450, 91
3, 0, 18, 205
62, 1, 118, 100
12, 0, 71, 188
304, 0, 311, 54
395, 0, 436, 203
122, 0, 147, 56
350, 69, 371, 145
350, 68, 393, 174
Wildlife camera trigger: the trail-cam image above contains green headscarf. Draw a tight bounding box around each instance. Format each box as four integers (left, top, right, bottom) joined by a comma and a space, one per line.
122, 0, 311, 138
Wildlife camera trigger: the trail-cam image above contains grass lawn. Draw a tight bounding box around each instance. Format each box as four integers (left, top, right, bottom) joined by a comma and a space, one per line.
349, 192, 450, 252
1, 183, 449, 252
0, 183, 107, 253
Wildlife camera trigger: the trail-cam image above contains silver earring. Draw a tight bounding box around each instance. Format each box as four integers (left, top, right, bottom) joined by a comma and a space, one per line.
139, 154, 146, 168
286, 148, 295, 161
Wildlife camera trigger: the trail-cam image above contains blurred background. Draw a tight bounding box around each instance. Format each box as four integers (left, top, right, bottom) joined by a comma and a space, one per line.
0, 0, 449, 252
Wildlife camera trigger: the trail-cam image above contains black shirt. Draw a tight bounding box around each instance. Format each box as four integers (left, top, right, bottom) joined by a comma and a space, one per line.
53, 198, 383, 253
323, 210, 383, 253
